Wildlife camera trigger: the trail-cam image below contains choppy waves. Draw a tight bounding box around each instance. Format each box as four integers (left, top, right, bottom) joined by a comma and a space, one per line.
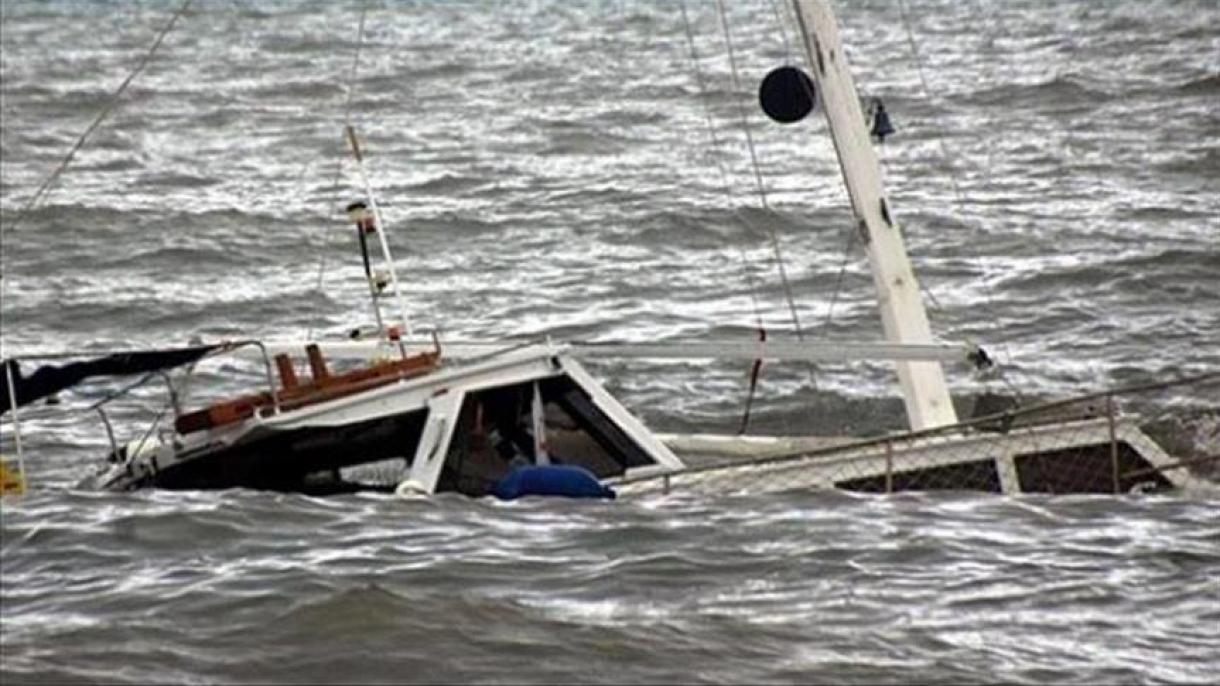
3, 490, 1218, 684
2, 0, 1219, 682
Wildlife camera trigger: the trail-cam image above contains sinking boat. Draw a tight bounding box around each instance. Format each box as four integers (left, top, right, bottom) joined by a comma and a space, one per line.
82, 341, 683, 496
3, 0, 1216, 499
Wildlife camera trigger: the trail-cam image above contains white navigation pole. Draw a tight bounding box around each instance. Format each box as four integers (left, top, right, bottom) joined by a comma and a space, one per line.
345, 125, 413, 343
792, 0, 958, 430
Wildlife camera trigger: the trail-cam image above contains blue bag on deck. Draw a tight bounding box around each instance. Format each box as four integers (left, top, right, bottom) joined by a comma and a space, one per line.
491, 464, 616, 500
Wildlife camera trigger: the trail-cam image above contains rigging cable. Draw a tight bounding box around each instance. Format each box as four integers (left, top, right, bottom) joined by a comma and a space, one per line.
822, 226, 858, 331
962, 0, 1084, 404
0, 0, 193, 325
897, 0, 1029, 402
770, 0, 861, 340
712, 0, 811, 356
305, 3, 368, 342
765, 0, 795, 61
678, 0, 770, 433
895, 0, 973, 246
896, 0, 1024, 400
3, 0, 193, 233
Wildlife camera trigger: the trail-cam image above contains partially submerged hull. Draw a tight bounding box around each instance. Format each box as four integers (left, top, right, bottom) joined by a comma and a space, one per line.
85, 338, 1217, 499
88, 343, 684, 496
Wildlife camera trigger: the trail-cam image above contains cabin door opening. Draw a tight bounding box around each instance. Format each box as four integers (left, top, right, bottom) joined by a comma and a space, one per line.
435, 376, 656, 497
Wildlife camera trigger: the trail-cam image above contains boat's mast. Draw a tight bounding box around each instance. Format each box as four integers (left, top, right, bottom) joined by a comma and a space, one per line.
791, 0, 958, 430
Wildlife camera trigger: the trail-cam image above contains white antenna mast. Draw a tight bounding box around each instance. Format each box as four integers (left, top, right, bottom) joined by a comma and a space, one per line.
344, 124, 414, 343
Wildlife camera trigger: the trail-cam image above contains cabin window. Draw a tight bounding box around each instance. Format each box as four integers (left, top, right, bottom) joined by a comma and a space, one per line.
264, 410, 426, 495
435, 376, 653, 497
1013, 443, 1173, 494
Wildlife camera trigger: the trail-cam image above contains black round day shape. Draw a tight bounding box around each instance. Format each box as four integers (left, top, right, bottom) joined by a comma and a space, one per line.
759, 65, 816, 123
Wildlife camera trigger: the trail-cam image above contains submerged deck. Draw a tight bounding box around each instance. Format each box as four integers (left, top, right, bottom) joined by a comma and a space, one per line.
634, 374, 1220, 498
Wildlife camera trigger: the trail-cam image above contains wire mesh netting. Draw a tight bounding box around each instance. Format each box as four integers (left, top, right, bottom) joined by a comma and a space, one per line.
619, 373, 1220, 498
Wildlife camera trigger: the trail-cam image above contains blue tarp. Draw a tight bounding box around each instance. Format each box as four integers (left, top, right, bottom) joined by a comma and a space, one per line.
491, 464, 616, 500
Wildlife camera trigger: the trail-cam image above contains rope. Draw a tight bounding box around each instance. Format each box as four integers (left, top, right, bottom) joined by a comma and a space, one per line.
305, 3, 368, 342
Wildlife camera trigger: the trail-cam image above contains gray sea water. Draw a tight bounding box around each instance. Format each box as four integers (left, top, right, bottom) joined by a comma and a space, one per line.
1, 1, 1218, 683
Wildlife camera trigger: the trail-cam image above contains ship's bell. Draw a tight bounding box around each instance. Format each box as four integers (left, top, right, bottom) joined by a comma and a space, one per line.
870, 98, 895, 142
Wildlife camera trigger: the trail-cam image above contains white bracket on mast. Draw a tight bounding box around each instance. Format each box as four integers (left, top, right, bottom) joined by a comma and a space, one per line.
792, 0, 958, 430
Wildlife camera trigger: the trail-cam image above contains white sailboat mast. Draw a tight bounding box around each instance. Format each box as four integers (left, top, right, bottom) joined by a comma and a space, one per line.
791, 0, 958, 430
